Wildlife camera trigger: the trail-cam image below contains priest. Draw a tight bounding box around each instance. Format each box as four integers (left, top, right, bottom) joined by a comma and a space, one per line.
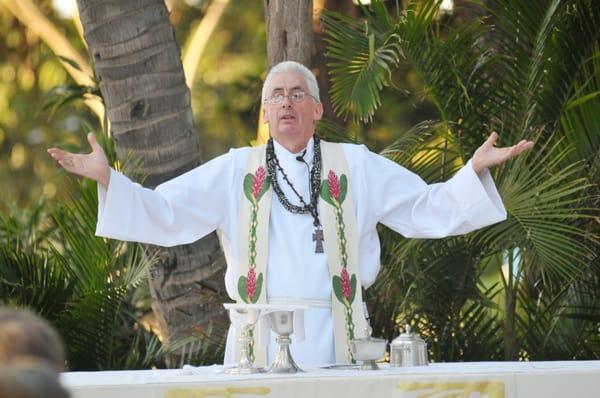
48, 61, 534, 366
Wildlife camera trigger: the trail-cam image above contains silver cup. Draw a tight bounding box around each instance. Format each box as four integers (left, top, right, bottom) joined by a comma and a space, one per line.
266, 310, 303, 373
224, 305, 265, 374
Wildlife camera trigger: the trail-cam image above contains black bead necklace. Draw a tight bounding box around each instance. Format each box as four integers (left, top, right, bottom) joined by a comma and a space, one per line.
266, 136, 324, 253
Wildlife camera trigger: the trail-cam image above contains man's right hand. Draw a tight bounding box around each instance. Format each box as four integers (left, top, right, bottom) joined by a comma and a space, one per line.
47, 132, 111, 188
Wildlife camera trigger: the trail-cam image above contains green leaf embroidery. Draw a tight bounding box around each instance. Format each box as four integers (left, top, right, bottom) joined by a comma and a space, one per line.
332, 275, 345, 304
349, 273, 357, 304
243, 174, 255, 203
320, 179, 335, 206
252, 272, 264, 303
339, 174, 348, 204
237, 276, 249, 304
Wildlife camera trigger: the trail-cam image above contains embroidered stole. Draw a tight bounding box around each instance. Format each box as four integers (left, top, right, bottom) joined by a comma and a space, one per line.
235, 140, 367, 365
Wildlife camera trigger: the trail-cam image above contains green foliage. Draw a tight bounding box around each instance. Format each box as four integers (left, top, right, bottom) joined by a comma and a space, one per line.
0, 199, 55, 250
325, 0, 600, 361
42, 82, 101, 120
1, 131, 226, 369
51, 177, 159, 369
0, 122, 176, 369
0, 173, 166, 370
0, 246, 72, 318
323, 9, 402, 121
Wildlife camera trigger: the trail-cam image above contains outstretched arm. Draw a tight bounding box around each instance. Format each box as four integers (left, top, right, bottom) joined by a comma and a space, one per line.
47, 133, 111, 188
48, 132, 236, 247
472, 132, 534, 174
362, 132, 533, 239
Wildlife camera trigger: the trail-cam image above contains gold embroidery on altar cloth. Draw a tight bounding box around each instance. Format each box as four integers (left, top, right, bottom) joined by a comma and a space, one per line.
397, 381, 505, 398
165, 386, 271, 398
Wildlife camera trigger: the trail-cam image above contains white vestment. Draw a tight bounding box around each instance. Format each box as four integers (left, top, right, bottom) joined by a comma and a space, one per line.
96, 137, 506, 365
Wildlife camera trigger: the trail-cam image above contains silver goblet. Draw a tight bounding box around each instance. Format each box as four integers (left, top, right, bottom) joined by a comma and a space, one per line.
223, 303, 265, 375
266, 310, 303, 373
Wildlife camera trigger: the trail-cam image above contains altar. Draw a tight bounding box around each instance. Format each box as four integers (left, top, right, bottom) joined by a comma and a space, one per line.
61, 361, 600, 398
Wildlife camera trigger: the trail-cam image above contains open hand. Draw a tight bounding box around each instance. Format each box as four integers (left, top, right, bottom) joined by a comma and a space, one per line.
472, 132, 534, 174
47, 133, 110, 187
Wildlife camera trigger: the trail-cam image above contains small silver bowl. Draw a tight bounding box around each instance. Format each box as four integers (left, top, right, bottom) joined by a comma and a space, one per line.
350, 337, 387, 370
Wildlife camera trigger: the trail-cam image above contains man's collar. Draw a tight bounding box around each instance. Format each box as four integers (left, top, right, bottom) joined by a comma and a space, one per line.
272, 136, 315, 165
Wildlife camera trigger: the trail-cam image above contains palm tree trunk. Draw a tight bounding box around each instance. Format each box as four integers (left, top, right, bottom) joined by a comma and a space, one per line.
75, 0, 228, 366
264, 0, 313, 67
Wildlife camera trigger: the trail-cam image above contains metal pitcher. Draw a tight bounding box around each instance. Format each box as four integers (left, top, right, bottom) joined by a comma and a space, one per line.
390, 324, 428, 367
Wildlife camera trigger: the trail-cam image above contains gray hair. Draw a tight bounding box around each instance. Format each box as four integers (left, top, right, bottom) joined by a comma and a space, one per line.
261, 61, 321, 103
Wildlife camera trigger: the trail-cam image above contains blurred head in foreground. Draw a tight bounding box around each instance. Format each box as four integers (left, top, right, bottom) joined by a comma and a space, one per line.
0, 307, 65, 371
0, 361, 70, 398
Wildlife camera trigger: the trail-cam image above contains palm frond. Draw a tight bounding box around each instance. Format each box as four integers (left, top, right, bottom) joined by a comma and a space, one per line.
49, 175, 156, 369
58, 286, 127, 370
476, 139, 596, 282
487, 0, 600, 141
51, 178, 152, 291
322, 7, 402, 122
535, 1, 600, 132
324, 0, 498, 154
515, 263, 600, 359
316, 118, 360, 144
379, 120, 464, 182
123, 329, 165, 369
0, 199, 56, 251
560, 46, 600, 169
0, 246, 72, 318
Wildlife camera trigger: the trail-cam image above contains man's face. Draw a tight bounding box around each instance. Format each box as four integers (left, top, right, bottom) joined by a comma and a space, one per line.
262, 72, 323, 147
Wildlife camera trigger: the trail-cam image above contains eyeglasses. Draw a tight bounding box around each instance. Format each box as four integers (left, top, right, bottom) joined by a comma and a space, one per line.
264, 90, 317, 105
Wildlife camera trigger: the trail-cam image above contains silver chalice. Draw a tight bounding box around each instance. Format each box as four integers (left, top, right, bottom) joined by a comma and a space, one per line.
266, 310, 303, 373
223, 303, 266, 375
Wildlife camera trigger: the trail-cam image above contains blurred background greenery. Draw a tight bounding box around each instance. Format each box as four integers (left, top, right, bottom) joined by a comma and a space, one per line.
0, 0, 269, 207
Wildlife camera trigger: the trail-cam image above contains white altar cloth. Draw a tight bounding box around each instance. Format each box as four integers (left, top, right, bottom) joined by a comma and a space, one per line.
61, 361, 600, 398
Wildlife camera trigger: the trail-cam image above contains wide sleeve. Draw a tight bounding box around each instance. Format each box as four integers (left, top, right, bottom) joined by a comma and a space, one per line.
365, 149, 507, 238
95, 150, 236, 247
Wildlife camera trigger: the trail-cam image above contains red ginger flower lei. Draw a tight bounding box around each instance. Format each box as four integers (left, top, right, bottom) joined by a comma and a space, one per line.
247, 268, 257, 301
341, 267, 351, 300
251, 167, 266, 198
328, 170, 341, 201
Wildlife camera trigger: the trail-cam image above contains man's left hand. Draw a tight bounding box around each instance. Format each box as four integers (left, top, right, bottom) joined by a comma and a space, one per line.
472, 132, 534, 174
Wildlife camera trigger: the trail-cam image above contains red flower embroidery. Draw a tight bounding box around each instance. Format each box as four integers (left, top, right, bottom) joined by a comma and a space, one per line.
341, 267, 351, 300
247, 268, 257, 301
328, 170, 340, 201
251, 167, 266, 198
